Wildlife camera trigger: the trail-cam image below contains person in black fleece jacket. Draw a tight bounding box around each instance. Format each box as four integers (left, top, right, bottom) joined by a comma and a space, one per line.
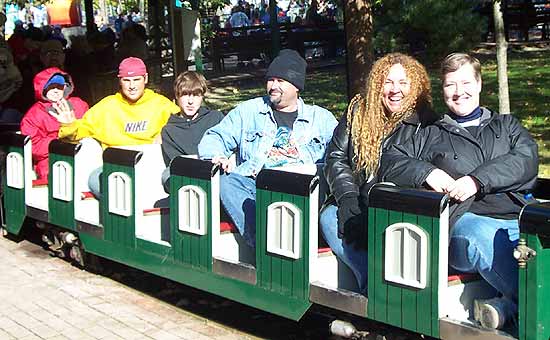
161, 71, 224, 191
379, 53, 537, 330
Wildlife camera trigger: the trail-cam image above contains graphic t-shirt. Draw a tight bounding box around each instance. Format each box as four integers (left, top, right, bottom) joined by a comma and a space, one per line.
265, 109, 300, 168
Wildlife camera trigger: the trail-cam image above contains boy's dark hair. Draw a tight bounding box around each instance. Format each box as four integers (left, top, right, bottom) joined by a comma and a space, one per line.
174, 71, 208, 98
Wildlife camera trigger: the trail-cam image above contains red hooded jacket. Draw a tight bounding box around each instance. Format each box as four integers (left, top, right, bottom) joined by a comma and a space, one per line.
20, 67, 88, 180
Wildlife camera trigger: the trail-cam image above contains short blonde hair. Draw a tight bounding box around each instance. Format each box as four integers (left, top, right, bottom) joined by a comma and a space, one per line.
441, 53, 482, 82
173, 71, 208, 98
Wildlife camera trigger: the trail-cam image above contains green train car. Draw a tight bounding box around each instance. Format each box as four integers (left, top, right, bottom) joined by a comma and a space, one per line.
1, 131, 549, 340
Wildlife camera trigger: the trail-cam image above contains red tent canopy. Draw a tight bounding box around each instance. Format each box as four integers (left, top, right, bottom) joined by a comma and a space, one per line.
47, 0, 81, 26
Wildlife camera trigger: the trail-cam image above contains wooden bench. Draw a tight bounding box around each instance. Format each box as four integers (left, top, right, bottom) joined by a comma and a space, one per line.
479, 0, 550, 41
210, 23, 345, 72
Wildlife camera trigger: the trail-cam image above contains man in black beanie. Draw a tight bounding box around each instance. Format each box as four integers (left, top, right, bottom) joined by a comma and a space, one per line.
199, 49, 337, 248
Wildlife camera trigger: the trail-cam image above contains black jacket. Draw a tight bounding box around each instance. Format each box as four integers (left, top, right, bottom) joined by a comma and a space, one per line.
379, 107, 538, 221
161, 107, 224, 166
324, 105, 437, 206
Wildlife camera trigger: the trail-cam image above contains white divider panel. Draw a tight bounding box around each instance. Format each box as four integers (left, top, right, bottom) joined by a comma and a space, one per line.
6, 152, 24, 189
74, 138, 103, 225
24, 139, 48, 211
131, 144, 169, 244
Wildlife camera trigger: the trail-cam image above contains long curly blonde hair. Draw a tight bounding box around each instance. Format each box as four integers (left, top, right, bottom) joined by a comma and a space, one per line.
347, 53, 432, 176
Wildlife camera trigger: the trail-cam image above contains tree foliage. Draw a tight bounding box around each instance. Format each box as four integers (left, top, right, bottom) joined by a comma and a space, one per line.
372, 0, 486, 65
179, 0, 230, 12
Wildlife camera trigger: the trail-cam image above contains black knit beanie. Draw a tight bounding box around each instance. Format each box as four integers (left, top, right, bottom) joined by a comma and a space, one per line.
265, 49, 306, 91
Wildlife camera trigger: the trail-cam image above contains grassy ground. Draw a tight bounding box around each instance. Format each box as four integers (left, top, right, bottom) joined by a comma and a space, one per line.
205, 50, 550, 175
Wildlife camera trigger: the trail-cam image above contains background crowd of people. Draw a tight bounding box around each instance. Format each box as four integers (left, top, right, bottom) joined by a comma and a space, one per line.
0, 15, 152, 124
218, 0, 340, 30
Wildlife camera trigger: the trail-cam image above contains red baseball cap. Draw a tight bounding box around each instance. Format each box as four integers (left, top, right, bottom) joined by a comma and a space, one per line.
118, 57, 147, 78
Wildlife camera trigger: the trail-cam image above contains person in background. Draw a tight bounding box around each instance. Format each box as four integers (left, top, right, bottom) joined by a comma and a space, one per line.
40, 39, 65, 69
229, 5, 250, 35
50, 25, 67, 47
0, 44, 23, 123
116, 24, 148, 63
20, 67, 88, 179
114, 13, 125, 37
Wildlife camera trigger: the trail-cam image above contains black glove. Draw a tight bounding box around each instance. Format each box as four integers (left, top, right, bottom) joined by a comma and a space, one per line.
337, 195, 361, 239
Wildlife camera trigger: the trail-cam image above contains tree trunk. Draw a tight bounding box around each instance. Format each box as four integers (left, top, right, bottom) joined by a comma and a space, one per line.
84, 0, 96, 33
0, 0, 5, 42
269, 0, 280, 57
99, 0, 108, 27
343, 0, 374, 100
493, 0, 511, 114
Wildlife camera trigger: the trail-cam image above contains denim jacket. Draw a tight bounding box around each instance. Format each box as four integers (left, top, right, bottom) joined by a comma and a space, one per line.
198, 96, 338, 177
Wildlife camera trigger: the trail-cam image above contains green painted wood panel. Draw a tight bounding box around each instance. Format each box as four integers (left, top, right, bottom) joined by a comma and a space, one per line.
256, 188, 309, 301
48, 153, 75, 230
169, 175, 212, 271
367, 209, 376, 317
518, 235, 526, 340
400, 212, 419, 331
256, 188, 270, 285
387, 210, 403, 326
80, 232, 312, 321
371, 207, 388, 321
137, 238, 173, 258
102, 164, 135, 248
417, 214, 437, 336
292, 193, 307, 299
269, 191, 283, 294
367, 207, 439, 338
3, 146, 26, 235
520, 233, 550, 340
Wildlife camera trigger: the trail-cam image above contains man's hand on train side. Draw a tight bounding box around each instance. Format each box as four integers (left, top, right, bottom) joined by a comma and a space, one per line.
212, 156, 234, 173
447, 176, 479, 202
50, 99, 76, 124
425, 168, 456, 193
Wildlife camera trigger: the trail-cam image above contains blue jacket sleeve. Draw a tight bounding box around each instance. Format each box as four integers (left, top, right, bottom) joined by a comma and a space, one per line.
198, 107, 241, 160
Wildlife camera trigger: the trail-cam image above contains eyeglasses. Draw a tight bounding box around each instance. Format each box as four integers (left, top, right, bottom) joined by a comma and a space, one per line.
43, 50, 64, 56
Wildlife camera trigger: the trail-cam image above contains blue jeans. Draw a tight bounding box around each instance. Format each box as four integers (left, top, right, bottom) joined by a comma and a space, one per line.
319, 203, 368, 293
449, 212, 519, 302
220, 173, 257, 247
161, 167, 170, 193
88, 166, 103, 199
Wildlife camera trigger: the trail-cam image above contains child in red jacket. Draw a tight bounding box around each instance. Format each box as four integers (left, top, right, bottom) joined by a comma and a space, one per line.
20, 67, 89, 180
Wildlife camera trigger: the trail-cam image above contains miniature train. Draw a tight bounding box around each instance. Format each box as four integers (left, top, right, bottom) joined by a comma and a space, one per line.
1, 130, 549, 340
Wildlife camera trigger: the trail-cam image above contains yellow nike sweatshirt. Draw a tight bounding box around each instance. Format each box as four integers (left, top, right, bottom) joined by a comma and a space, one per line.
58, 89, 180, 148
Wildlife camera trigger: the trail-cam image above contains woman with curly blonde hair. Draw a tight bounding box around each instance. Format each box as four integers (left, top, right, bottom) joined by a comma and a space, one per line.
320, 53, 435, 293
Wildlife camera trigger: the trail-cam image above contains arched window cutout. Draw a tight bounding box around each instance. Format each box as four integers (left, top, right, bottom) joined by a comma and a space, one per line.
178, 185, 206, 235
266, 202, 301, 259
6, 152, 24, 189
108, 172, 132, 217
52, 161, 72, 201
385, 222, 428, 289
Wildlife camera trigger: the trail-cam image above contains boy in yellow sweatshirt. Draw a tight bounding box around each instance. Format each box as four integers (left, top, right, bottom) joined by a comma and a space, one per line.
50, 57, 180, 197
